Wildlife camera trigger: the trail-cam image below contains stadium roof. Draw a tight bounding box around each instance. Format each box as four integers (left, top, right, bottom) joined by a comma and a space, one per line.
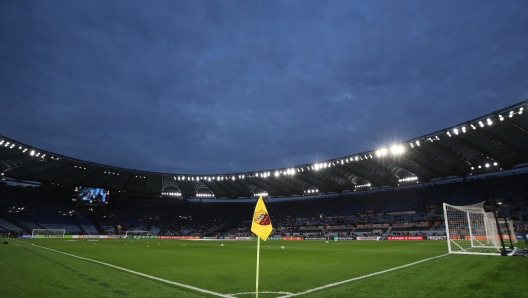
1, 100, 528, 199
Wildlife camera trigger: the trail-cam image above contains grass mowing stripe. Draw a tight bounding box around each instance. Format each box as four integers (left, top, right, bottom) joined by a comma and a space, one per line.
278, 253, 449, 297
16, 240, 231, 298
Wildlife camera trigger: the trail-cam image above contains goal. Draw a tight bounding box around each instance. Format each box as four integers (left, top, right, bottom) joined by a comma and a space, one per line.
498, 218, 517, 245
125, 230, 150, 238
32, 229, 65, 238
443, 202, 502, 255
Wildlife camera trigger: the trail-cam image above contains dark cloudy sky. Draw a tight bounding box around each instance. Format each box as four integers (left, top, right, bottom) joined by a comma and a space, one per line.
1, 1, 527, 174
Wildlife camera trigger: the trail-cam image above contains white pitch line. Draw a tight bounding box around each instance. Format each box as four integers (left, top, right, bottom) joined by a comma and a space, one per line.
277, 253, 449, 297
16, 240, 232, 298
228, 291, 294, 296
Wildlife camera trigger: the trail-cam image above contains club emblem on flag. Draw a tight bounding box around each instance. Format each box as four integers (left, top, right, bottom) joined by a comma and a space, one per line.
251, 196, 273, 241
254, 210, 271, 226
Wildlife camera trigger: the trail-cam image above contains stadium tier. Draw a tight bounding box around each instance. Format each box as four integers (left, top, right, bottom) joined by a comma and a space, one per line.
1, 172, 526, 240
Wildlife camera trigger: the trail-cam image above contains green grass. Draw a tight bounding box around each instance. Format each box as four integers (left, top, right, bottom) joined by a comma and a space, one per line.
1, 238, 526, 297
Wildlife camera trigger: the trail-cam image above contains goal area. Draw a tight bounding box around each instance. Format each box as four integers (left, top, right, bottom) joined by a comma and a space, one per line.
125, 230, 151, 238
443, 202, 502, 256
32, 229, 65, 238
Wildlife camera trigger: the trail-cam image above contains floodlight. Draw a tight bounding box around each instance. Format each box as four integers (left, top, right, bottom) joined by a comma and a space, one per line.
486, 118, 492, 126
391, 145, 404, 154
453, 128, 459, 135
30, 150, 35, 156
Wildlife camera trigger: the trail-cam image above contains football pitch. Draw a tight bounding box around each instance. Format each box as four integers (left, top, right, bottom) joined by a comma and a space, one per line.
1, 238, 527, 297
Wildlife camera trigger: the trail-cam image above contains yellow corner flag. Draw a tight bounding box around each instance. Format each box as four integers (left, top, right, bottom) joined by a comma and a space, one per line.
251, 196, 273, 241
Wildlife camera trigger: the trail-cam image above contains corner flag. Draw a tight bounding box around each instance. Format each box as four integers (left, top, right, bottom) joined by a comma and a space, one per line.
251, 196, 273, 241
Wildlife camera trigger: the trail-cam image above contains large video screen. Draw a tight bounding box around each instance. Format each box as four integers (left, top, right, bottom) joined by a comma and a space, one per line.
72, 186, 110, 206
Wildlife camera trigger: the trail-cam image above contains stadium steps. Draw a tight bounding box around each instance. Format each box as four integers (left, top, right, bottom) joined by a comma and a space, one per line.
69, 216, 87, 234
89, 212, 106, 234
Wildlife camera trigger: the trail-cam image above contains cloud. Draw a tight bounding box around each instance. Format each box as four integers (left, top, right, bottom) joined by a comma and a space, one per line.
1, 1, 527, 174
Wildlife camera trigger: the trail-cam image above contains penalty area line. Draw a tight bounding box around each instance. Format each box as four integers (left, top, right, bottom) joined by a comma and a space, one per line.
277, 253, 449, 298
16, 240, 231, 298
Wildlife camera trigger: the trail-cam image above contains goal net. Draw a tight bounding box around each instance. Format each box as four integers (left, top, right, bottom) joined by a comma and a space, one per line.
498, 218, 517, 244
443, 202, 502, 255
125, 230, 150, 238
32, 229, 65, 238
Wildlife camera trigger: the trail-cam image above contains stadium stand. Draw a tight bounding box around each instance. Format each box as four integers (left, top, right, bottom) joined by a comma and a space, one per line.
0, 171, 526, 239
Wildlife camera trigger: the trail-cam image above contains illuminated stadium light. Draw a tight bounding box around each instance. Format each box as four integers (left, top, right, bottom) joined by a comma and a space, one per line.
391, 145, 404, 155
446, 131, 452, 137
30, 150, 35, 156
196, 193, 214, 197
494, 162, 498, 166
519, 107, 524, 114
471, 124, 476, 130
453, 128, 459, 135
304, 189, 319, 194
0, 140, 3, 145
355, 156, 359, 161
232, 176, 235, 181
399, 176, 418, 183
478, 121, 484, 127
486, 118, 492, 126
162, 192, 181, 196
355, 183, 371, 189
410, 143, 414, 148
9, 144, 15, 149
274, 171, 279, 177
485, 163, 490, 168
416, 140, 420, 146
461, 127, 466, 133
499, 114, 504, 121
376, 148, 388, 157
4, 142, 9, 147
509, 110, 514, 118
254, 192, 268, 197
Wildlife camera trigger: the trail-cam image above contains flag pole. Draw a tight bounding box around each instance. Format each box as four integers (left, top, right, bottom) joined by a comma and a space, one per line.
255, 236, 260, 298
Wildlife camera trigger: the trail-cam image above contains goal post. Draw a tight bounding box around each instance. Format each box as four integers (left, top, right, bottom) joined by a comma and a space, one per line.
443, 202, 502, 256
32, 229, 65, 238
125, 230, 150, 238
